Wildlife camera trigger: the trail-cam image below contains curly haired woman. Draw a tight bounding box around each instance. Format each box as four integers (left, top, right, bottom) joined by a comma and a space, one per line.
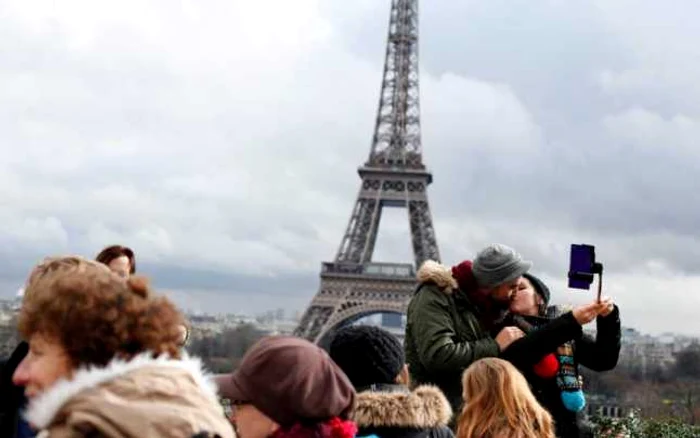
456, 358, 555, 438
12, 256, 234, 438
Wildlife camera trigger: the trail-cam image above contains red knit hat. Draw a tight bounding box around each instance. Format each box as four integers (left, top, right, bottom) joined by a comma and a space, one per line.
451, 260, 478, 293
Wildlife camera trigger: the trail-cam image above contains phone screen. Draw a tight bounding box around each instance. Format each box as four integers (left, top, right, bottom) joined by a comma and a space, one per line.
568, 244, 595, 290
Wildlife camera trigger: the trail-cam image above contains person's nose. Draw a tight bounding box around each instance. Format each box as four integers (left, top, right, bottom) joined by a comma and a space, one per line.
12, 356, 30, 387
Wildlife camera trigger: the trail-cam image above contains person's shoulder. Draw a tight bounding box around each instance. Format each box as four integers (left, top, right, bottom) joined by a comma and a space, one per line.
412, 282, 451, 305
427, 425, 455, 438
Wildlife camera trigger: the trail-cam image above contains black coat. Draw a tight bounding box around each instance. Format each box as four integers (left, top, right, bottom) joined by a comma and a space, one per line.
0, 342, 29, 438
353, 384, 454, 438
496, 306, 621, 438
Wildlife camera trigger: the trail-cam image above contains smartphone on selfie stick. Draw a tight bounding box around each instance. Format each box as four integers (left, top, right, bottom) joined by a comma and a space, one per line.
568, 244, 604, 302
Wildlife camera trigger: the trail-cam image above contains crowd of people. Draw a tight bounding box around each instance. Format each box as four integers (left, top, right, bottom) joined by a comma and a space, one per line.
0, 243, 621, 438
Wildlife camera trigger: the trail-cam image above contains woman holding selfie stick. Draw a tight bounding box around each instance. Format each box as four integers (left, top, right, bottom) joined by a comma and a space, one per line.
493, 274, 621, 438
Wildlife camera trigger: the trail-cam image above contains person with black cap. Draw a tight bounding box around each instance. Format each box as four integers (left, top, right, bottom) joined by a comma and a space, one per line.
215, 336, 358, 438
492, 274, 621, 438
329, 325, 453, 438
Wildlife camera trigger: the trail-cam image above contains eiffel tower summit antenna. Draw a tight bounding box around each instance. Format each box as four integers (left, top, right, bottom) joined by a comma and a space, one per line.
294, 0, 439, 345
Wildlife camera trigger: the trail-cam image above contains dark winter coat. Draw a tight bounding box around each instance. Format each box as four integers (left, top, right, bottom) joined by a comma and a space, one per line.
521, 307, 620, 438
404, 262, 500, 416
0, 342, 32, 438
352, 384, 454, 438
492, 276, 622, 438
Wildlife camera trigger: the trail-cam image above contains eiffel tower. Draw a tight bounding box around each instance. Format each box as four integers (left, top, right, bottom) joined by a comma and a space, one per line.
294, 0, 439, 346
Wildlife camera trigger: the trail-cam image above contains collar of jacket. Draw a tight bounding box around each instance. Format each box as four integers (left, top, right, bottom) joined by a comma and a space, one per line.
351, 385, 452, 429
24, 352, 220, 430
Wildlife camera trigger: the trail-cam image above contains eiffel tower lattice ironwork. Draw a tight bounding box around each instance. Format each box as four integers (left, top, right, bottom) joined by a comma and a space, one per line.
294, 0, 440, 346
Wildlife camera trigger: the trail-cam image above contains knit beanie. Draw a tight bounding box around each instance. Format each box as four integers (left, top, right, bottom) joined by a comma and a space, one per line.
472, 244, 532, 288
329, 325, 404, 390
523, 273, 551, 306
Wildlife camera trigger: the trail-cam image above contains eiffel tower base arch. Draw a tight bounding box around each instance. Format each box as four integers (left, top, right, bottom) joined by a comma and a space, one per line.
294, 262, 416, 347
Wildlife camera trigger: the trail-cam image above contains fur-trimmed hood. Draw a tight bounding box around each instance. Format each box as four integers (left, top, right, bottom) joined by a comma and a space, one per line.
352, 385, 452, 429
416, 261, 457, 293
25, 352, 235, 438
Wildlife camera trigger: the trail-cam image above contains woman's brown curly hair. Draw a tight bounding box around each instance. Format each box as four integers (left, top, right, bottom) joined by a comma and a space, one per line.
18, 256, 184, 368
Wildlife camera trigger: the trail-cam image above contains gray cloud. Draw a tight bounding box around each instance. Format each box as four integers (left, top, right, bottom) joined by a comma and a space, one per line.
1, 0, 700, 333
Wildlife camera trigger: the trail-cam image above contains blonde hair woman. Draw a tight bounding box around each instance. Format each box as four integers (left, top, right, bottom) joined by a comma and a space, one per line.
457, 358, 555, 438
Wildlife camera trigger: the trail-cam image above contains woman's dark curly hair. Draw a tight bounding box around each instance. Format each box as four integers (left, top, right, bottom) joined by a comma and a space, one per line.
95, 245, 136, 274
19, 256, 183, 368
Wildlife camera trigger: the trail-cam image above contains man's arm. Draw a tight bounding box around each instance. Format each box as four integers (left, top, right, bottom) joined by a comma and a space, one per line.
410, 290, 499, 373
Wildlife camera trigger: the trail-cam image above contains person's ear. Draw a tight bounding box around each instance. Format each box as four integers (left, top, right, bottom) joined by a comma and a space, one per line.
395, 364, 410, 386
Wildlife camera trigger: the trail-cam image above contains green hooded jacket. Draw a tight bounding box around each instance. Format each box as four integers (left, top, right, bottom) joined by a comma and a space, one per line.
404, 261, 499, 416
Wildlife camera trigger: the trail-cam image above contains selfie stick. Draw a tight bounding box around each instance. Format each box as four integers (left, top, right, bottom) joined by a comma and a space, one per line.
595, 263, 603, 303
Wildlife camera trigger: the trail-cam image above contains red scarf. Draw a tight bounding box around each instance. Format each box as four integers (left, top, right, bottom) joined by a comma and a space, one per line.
270, 417, 357, 438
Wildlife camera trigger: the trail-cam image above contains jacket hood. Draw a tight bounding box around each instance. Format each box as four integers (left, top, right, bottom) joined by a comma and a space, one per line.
416, 261, 457, 293
352, 385, 452, 429
25, 352, 233, 438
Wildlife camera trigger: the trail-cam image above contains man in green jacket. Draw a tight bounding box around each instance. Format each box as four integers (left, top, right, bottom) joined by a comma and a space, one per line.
404, 244, 531, 417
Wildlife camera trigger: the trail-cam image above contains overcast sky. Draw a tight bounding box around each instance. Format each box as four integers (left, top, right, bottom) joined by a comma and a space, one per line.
2, 0, 700, 335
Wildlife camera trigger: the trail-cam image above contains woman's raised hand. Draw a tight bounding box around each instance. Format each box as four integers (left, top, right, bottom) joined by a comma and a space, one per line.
572, 298, 616, 325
